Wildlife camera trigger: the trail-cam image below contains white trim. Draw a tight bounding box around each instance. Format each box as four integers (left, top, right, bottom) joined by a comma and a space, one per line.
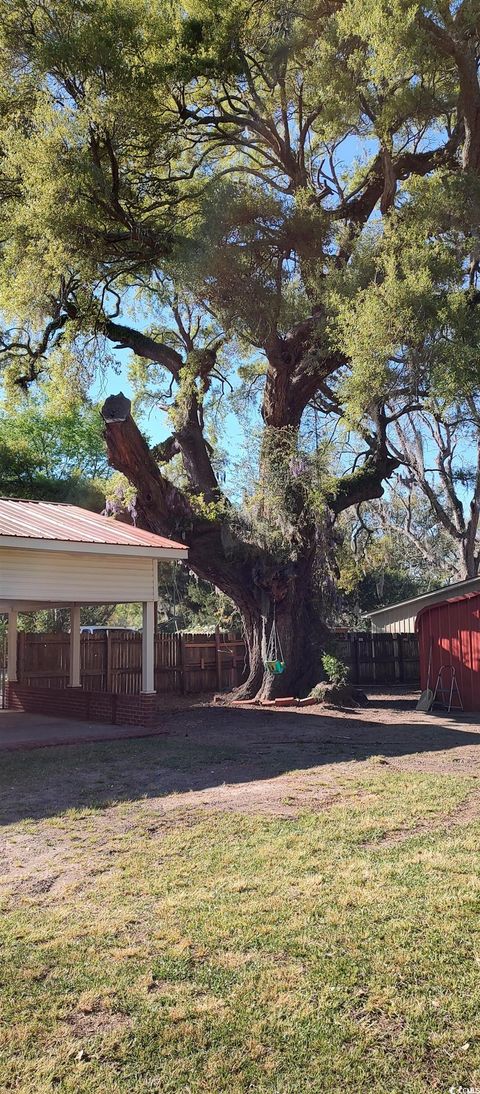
0, 601, 66, 612
0, 535, 187, 560
69, 605, 81, 687
0, 599, 158, 611
142, 601, 155, 693
7, 610, 17, 682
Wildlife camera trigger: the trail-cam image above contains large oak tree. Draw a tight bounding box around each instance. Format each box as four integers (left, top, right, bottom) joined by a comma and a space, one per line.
0, 0, 479, 696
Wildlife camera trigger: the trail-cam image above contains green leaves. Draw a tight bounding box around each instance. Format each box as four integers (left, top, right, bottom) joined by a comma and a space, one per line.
0, 0, 479, 561
0, 395, 109, 503
329, 168, 480, 420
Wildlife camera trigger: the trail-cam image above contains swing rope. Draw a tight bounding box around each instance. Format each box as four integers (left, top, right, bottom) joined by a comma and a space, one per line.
265, 605, 285, 674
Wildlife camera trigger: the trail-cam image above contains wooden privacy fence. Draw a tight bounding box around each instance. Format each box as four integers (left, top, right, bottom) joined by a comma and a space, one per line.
16, 629, 420, 694
335, 631, 420, 686
17, 630, 248, 695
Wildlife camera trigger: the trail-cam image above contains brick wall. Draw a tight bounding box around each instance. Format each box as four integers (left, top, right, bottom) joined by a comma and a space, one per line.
5, 683, 159, 729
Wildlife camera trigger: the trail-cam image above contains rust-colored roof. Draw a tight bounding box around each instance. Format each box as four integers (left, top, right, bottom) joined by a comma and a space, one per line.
0, 498, 187, 553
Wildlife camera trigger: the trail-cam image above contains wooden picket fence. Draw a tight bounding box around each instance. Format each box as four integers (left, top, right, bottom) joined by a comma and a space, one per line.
14, 628, 420, 696
17, 630, 248, 695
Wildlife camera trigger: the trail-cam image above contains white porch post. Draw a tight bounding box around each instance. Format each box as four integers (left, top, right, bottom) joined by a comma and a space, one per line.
69, 605, 81, 688
7, 610, 18, 682
142, 601, 155, 693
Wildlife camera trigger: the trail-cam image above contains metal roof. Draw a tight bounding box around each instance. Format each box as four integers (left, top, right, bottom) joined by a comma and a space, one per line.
365, 576, 480, 619
0, 498, 188, 555
416, 589, 480, 624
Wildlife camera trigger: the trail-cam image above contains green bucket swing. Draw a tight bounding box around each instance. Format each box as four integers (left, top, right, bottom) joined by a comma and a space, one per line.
265, 608, 285, 675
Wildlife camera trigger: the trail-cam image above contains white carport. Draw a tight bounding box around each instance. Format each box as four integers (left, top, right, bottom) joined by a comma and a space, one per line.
0, 498, 188, 705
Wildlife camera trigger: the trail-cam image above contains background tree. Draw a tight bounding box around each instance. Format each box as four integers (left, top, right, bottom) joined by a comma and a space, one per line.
155, 562, 241, 633
341, 397, 480, 589
387, 400, 480, 579
0, 393, 120, 632
336, 497, 457, 625
0, 0, 479, 697
0, 396, 109, 506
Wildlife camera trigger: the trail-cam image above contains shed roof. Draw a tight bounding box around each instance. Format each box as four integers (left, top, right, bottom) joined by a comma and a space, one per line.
0, 498, 188, 559
365, 576, 480, 624
415, 589, 480, 625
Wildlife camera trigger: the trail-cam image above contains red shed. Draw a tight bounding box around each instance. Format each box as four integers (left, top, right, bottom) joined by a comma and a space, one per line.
416, 592, 480, 712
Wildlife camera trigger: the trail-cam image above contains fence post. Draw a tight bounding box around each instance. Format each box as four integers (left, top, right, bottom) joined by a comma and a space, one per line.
397, 634, 404, 684
214, 627, 222, 691
105, 632, 113, 692
17, 629, 25, 683
353, 635, 360, 684
179, 634, 187, 694
370, 634, 377, 683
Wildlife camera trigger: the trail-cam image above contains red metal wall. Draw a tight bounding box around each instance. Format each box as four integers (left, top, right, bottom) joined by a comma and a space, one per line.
417, 593, 480, 712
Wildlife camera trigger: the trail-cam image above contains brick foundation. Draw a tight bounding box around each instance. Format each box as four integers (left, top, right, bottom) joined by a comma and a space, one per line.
6, 683, 159, 729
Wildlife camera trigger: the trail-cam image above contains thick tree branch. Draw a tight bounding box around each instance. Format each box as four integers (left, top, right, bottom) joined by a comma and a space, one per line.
101, 393, 227, 569
418, 10, 480, 172
327, 452, 400, 515
339, 136, 461, 225
102, 319, 221, 500
151, 435, 180, 464
104, 320, 183, 376
101, 396, 279, 627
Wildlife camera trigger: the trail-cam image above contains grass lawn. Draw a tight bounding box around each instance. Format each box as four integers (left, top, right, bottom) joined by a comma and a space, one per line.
1, 737, 480, 1092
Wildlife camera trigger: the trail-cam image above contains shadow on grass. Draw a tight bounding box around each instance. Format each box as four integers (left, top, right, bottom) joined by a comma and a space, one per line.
1, 704, 480, 825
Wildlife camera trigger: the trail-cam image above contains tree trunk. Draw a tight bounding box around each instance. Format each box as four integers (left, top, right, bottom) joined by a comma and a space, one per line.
232, 553, 326, 701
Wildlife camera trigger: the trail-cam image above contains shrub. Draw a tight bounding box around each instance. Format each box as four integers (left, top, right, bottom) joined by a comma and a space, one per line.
321, 652, 349, 687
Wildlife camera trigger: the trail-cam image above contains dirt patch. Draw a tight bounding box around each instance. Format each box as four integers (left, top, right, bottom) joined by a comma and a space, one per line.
148, 775, 342, 817
65, 1010, 132, 1039
13, 867, 89, 900
364, 785, 480, 848
15, 874, 59, 897
2, 690, 480, 910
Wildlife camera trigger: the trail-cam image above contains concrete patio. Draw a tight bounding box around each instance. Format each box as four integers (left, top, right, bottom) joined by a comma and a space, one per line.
0, 709, 172, 750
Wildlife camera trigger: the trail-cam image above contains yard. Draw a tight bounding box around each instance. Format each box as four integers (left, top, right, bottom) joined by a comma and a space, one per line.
2, 697, 480, 1093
